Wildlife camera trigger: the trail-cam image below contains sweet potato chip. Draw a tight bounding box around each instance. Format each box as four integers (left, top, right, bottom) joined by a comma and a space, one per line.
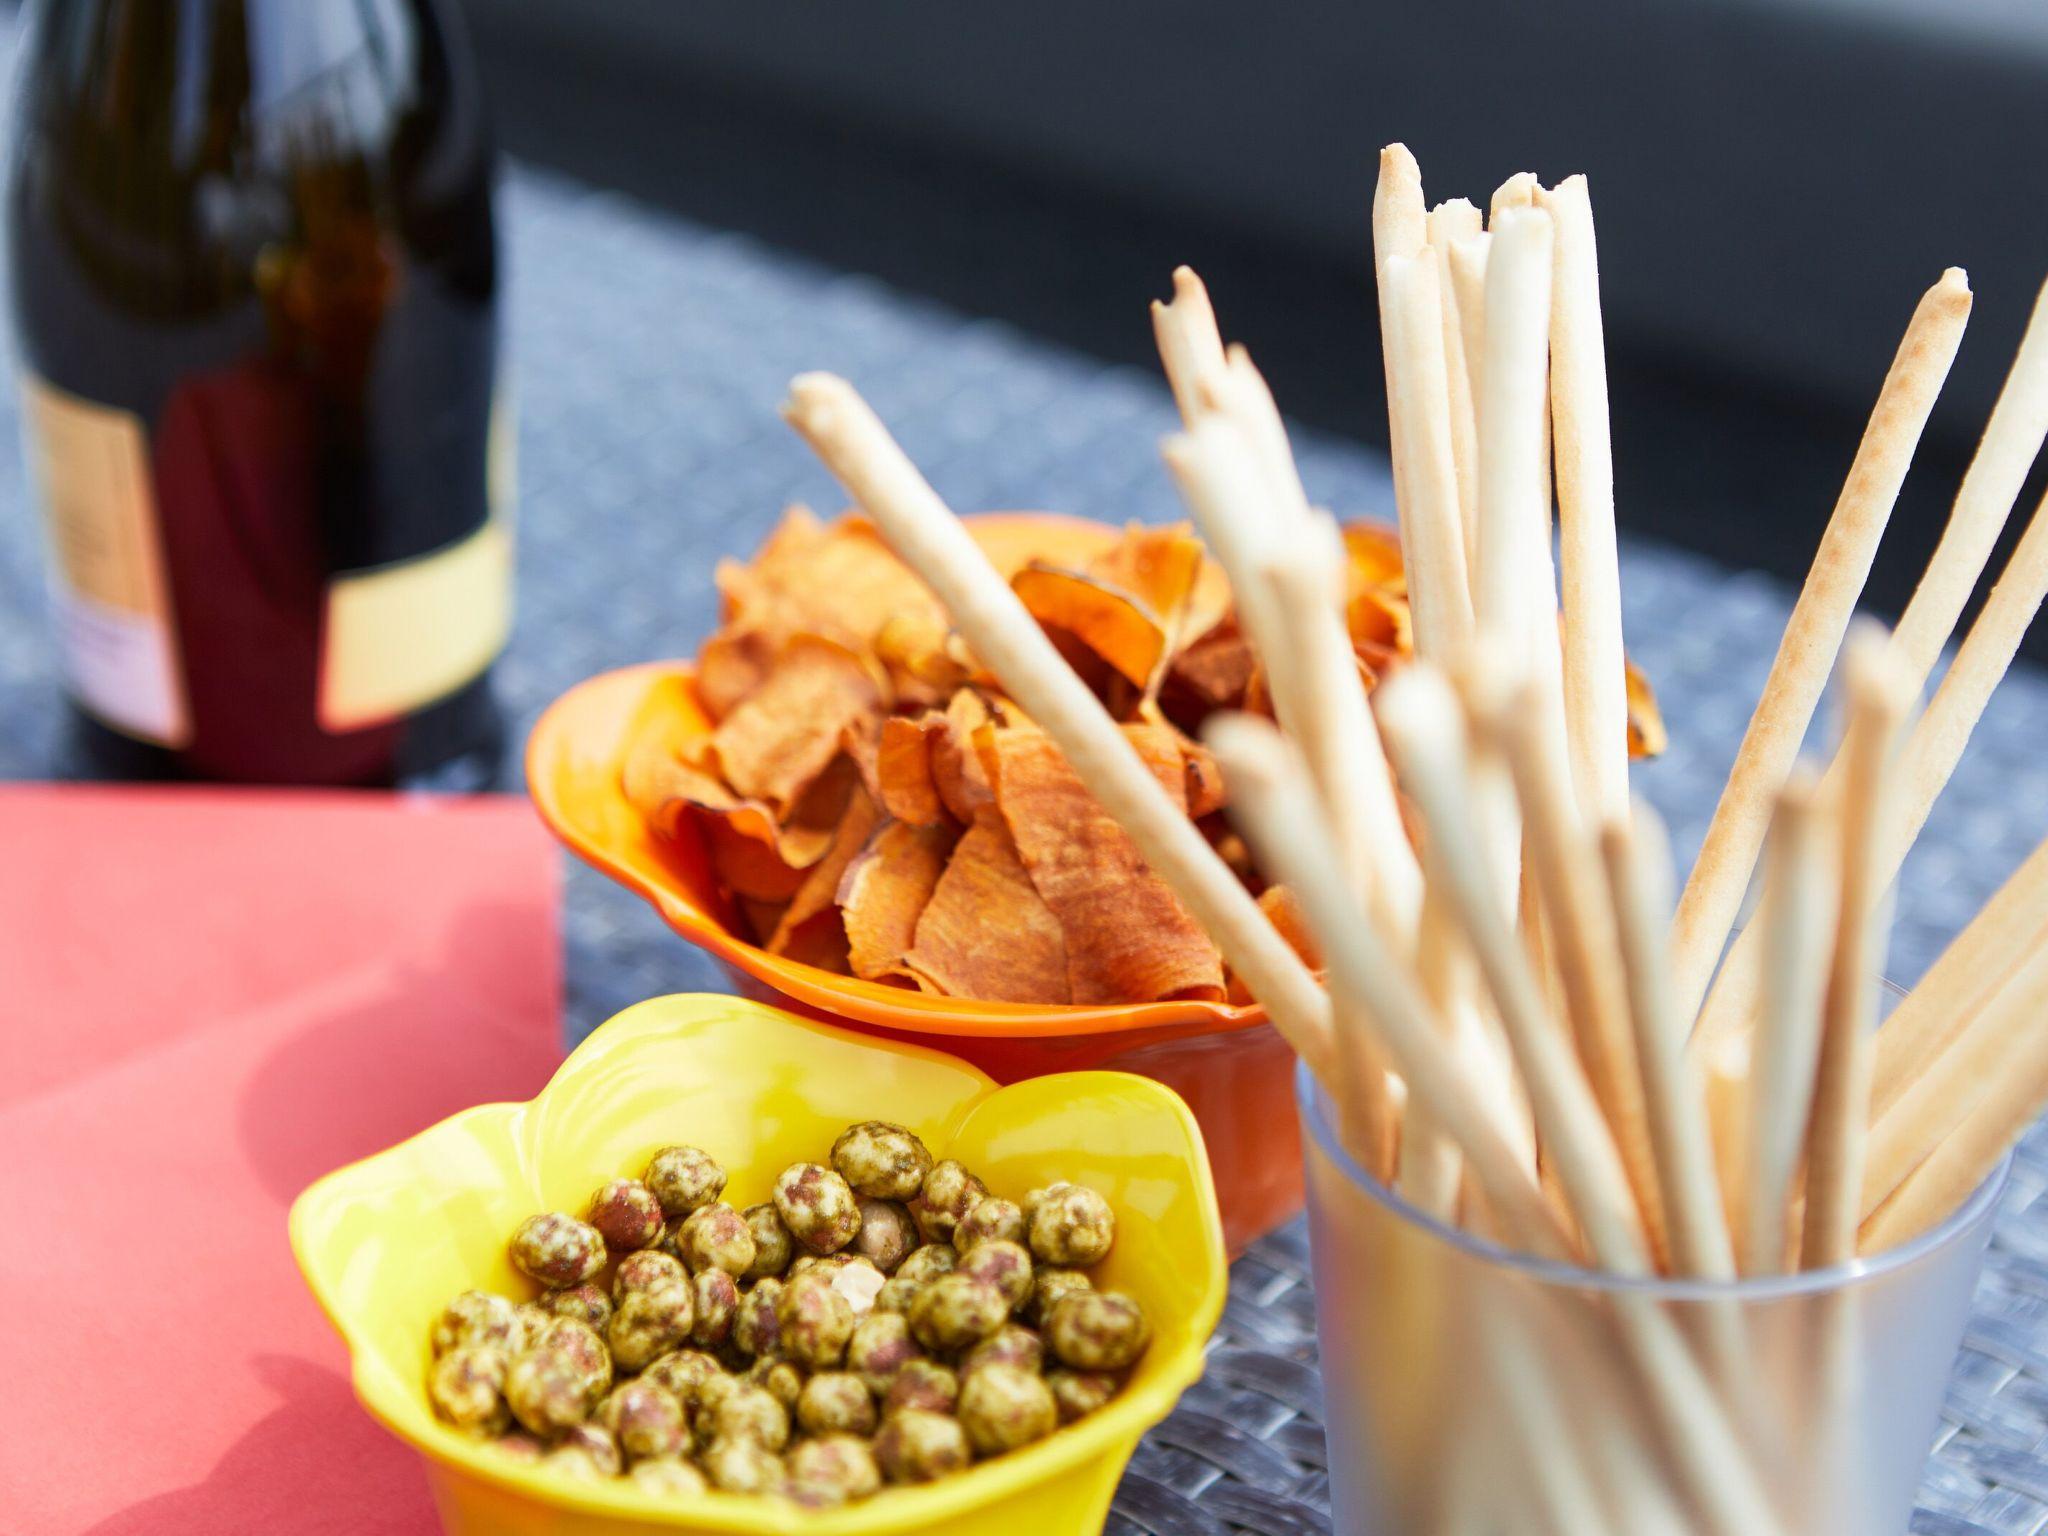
985, 724, 1225, 1004
840, 819, 957, 981
770, 786, 881, 954
1179, 734, 1227, 819
1012, 564, 1167, 689
877, 714, 948, 827
709, 635, 883, 816
718, 507, 950, 660
1085, 522, 1231, 648
775, 910, 853, 974
903, 814, 1071, 1003
1227, 886, 1323, 1004
931, 689, 999, 824
1344, 520, 1407, 593
1626, 656, 1667, 759
1166, 626, 1256, 713
1347, 587, 1414, 655
623, 737, 830, 898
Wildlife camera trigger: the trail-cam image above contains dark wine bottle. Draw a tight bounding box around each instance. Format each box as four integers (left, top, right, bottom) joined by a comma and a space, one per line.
7, 0, 510, 786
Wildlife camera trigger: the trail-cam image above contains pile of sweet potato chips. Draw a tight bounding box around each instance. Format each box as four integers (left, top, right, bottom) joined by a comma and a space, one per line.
624, 508, 1664, 1006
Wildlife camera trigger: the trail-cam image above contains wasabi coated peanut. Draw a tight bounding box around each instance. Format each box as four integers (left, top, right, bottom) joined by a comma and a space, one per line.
1047, 1367, 1119, 1423
586, 1178, 665, 1252
909, 1272, 1007, 1353
907, 1160, 985, 1245
953, 1196, 1025, 1253
845, 1311, 923, 1396
787, 1433, 882, 1507
608, 1283, 695, 1372
830, 1121, 933, 1200
644, 1145, 726, 1217
505, 1352, 590, 1436
732, 1277, 783, 1359
598, 1379, 687, 1463
556, 1420, 623, 1476
540, 1440, 611, 1481
708, 1382, 791, 1451
690, 1268, 739, 1350
961, 1323, 1043, 1378
742, 1202, 794, 1279
544, 1282, 612, 1334
873, 1276, 922, 1316
773, 1162, 862, 1255
894, 1244, 957, 1286
611, 1248, 686, 1301
956, 1238, 1034, 1314
745, 1356, 805, 1414
429, 1346, 510, 1435
958, 1362, 1058, 1456
873, 1408, 970, 1484
851, 1198, 915, 1272
701, 1437, 787, 1496
1047, 1290, 1150, 1372
510, 1212, 606, 1288
630, 1456, 710, 1497
641, 1347, 725, 1408
531, 1315, 611, 1396
491, 1430, 546, 1463
777, 1271, 855, 1369
1025, 1182, 1115, 1267
883, 1358, 960, 1415
432, 1290, 520, 1357
1026, 1266, 1093, 1328
509, 1300, 554, 1353
795, 1371, 877, 1437
676, 1201, 757, 1277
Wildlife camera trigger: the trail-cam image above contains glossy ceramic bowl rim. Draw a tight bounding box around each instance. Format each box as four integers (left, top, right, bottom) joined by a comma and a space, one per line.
523, 511, 1272, 1043
290, 995, 1229, 1534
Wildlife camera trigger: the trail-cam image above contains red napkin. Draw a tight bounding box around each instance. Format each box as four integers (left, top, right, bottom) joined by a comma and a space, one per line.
0, 786, 563, 1535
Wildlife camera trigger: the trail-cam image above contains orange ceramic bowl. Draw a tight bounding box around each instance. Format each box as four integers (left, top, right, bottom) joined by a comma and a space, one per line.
527, 513, 1300, 1253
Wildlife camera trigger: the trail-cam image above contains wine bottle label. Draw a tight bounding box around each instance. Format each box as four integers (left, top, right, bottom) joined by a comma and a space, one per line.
315, 384, 516, 732
18, 373, 193, 747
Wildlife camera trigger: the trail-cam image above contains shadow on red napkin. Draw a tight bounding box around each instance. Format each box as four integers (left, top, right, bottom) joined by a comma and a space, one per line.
0, 786, 563, 1535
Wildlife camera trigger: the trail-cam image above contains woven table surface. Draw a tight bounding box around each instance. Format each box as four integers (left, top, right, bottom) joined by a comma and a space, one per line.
4, 134, 2048, 1530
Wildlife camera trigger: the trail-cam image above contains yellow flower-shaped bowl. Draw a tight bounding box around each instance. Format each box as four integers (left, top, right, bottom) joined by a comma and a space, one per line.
288, 994, 1228, 1536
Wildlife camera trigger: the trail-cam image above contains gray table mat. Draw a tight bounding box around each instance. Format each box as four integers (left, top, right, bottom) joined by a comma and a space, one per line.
4, 140, 2048, 1532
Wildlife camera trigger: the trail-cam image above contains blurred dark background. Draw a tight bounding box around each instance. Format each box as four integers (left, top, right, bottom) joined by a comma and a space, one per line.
466, 0, 2048, 653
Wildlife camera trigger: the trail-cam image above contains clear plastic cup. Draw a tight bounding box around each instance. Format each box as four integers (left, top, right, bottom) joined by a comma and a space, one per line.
1298, 1063, 2006, 1536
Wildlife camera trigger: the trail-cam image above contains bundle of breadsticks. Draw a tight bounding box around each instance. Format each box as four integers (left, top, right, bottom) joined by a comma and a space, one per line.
776, 141, 2048, 1529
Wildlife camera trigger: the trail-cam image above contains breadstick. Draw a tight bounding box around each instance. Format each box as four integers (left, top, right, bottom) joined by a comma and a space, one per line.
1375, 144, 1428, 503
1449, 233, 1492, 428
1382, 251, 1478, 658
1150, 266, 1228, 428
1430, 199, 1486, 579
1474, 208, 1557, 642
781, 373, 1336, 1075
1860, 1007, 2048, 1252
1207, 712, 1570, 1256
1801, 629, 1912, 1268
1692, 274, 2048, 1056
1263, 521, 1423, 934
1377, 665, 1649, 1270
1737, 773, 1836, 1274
1539, 175, 1630, 826
1601, 803, 1735, 1279
1490, 171, 1539, 222
1861, 937, 2048, 1221
1870, 831, 2048, 1118
1199, 345, 1313, 534
1379, 683, 1781, 1536
1670, 269, 1972, 1028
1474, 661, 1666, 1263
